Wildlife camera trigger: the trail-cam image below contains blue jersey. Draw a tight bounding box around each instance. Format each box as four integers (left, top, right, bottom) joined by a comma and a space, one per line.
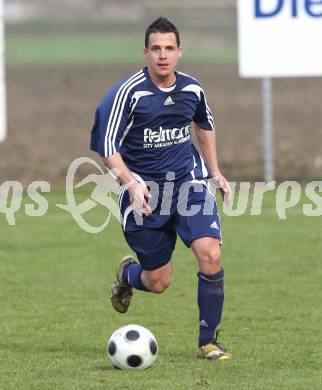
90, 67, 215, 182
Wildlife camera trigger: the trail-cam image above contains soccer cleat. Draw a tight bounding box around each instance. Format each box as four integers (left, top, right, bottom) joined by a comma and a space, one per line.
110, 256, 137, 313
198, 330, 232, 361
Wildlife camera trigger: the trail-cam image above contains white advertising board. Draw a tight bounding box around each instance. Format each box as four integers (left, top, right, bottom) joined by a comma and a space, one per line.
238, 0, 322, 77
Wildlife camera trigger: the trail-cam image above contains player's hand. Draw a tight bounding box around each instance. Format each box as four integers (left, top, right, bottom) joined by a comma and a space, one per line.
212, 172, 232, 206
128, 181, 152, 216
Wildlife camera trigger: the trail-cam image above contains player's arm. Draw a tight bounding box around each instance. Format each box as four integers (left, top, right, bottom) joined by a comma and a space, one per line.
90, 84, 151, 215
104, 153, 151, 215
103, 153, 137, 187
194, 125, 232, 204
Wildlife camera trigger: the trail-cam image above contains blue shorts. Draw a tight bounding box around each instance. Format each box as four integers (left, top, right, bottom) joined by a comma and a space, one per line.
119, 177, 222, 271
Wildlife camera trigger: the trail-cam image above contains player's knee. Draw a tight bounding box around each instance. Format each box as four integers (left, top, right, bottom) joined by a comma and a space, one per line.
151, 282, 169, 294
149, 275, 171, 294
199, 247, 221, 273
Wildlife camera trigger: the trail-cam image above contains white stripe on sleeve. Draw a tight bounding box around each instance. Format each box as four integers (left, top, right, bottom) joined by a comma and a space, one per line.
104, 70, 144, 157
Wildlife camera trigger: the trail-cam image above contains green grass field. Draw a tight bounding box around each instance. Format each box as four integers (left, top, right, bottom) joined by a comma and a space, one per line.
1, 190, 321, 389
6, 33, 237, 66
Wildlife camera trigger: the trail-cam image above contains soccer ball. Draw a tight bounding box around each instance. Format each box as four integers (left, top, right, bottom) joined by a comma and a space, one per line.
107, 324, 158, 370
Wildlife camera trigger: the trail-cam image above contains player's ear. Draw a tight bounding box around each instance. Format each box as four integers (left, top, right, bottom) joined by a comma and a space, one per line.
178, 46, 183, 58
144, 48, 148, 58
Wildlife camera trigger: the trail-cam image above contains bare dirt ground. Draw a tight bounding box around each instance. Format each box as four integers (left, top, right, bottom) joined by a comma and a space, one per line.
1, 64, 322, 187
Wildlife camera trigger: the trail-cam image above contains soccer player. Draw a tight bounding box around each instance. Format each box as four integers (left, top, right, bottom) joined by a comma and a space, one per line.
90, 17, 232, 361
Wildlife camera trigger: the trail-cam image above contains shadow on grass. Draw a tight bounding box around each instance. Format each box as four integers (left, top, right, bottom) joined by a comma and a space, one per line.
95, 364, 119, 372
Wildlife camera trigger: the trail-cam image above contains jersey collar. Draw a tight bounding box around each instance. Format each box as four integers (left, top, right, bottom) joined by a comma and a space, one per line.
143, 67, 180, 93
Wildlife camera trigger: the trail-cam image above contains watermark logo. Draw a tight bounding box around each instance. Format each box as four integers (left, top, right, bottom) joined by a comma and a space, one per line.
1, 157, 322, 233
56, 157, 120, 234
0, 181, 50, 225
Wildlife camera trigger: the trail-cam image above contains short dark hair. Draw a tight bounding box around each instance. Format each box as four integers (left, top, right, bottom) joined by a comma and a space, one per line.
145, 17, 180, 48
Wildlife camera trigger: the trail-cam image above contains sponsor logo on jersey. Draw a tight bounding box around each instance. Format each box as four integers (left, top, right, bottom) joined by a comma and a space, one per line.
143, 125, 191, 149
144, 125, 190, 144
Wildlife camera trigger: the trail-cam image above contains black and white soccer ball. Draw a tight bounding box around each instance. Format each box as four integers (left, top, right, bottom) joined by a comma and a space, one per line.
107, 324, 158, 370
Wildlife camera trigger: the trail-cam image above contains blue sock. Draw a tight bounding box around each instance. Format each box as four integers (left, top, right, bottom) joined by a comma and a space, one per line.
123, 262, 149, 292
197, 268, 224, 347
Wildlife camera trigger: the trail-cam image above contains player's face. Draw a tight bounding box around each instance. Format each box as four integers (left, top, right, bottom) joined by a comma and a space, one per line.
144, 32, 182, 86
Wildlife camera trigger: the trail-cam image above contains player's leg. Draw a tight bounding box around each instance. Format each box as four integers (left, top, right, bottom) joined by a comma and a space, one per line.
111, 255, 172, 313
111, 219, 176, 313
175, 181, 232, 360
111, 184, 176, 313
140, 261, 172, 293
120, 256, 172, 293
190, 237, 226, 346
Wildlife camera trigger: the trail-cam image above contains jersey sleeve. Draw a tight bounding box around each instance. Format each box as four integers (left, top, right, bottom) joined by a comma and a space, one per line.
193, 89, 215, 131
90, 86, 131, 157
